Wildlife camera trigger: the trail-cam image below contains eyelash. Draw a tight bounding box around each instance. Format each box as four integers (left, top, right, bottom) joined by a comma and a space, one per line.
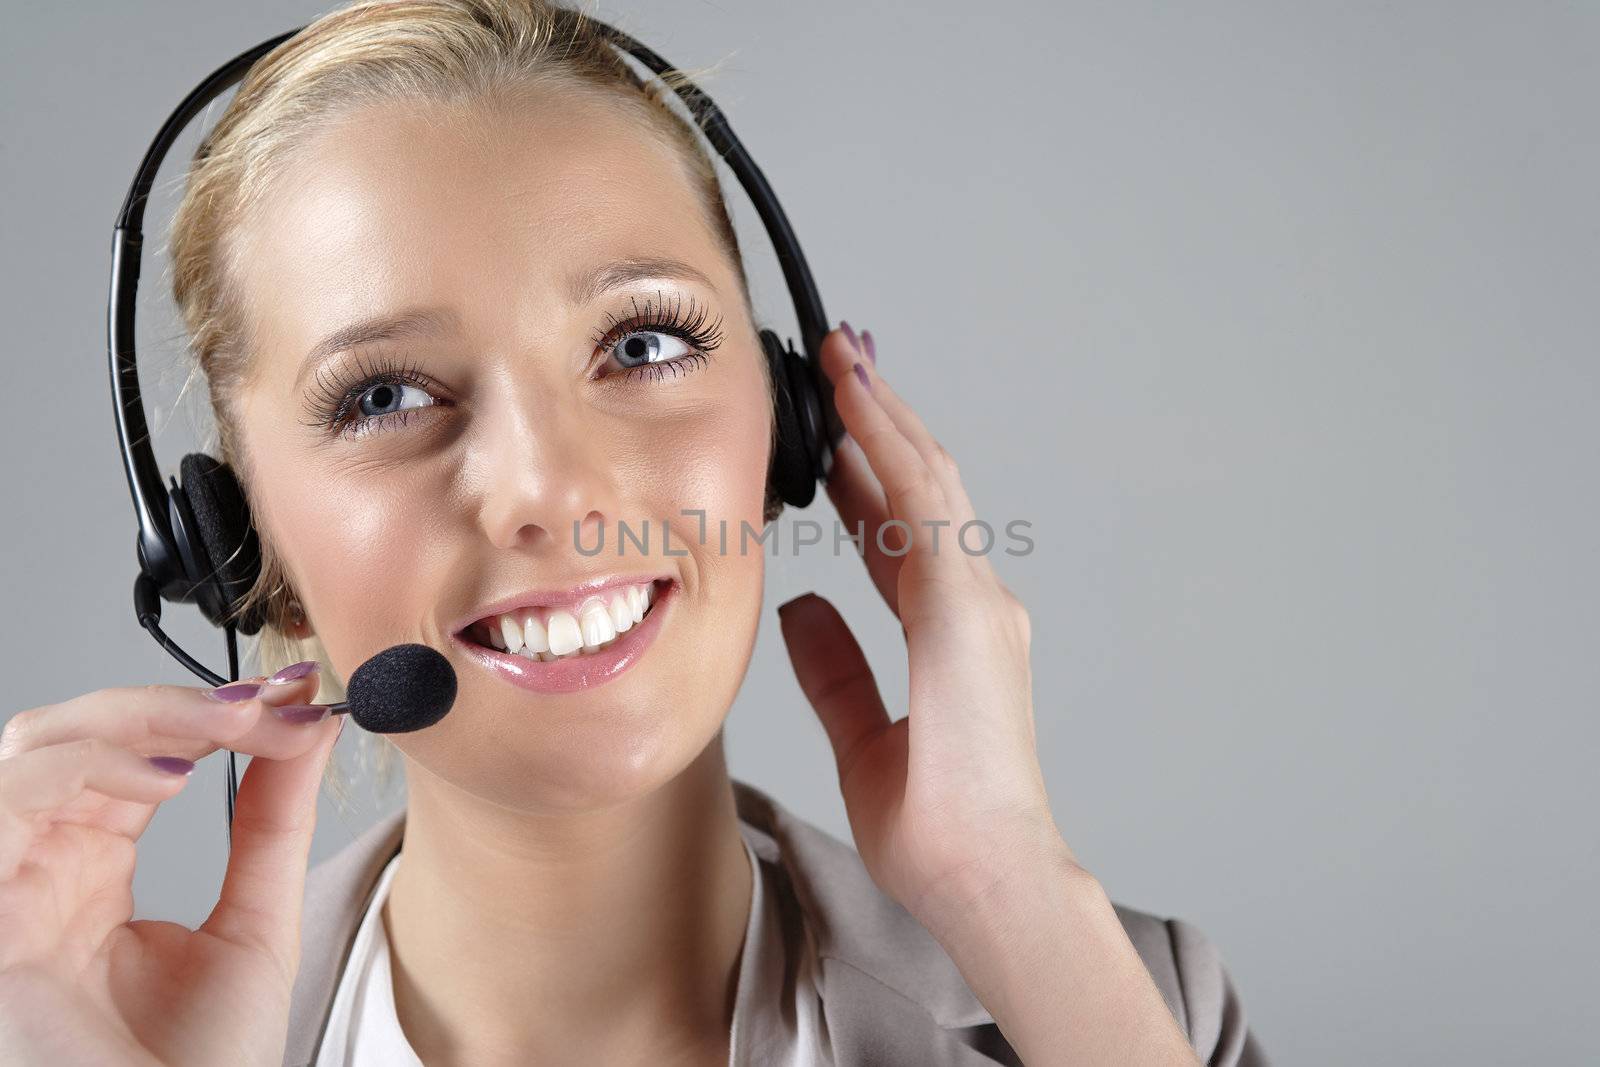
301, 292, 725, 440
591, 290, 725, 380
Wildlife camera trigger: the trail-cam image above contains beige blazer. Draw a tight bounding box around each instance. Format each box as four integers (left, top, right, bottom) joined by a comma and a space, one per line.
285, 778, 1270, 1066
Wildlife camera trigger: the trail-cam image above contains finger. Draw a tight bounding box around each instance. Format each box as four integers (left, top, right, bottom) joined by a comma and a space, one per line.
822, 335, 963, 589
776, 593, 890, 787
0, 740, 193, 877
823, 329, 982, 536
0, 739, 194, 815
824, 434, 904, 617
2, 667, 332, 764
864, 363, 996, 585
0, 669, 329, 849
201, 713, 342, 981
220, 661, 337, 744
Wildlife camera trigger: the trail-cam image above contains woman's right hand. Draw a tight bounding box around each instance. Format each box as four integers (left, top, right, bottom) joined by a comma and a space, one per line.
0, 667, 342, 1066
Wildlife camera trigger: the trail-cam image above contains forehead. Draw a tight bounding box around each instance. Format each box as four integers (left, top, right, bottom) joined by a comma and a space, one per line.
233, 85, 723, 368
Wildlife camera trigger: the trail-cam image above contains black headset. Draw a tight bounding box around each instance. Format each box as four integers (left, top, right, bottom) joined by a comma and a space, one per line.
108, 15, 844, 829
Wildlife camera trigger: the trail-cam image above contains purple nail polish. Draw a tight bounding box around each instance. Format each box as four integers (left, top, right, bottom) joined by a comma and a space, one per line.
204, 682, 261, 703
268, 659, 320, 685
147, 756, 196, 776
272, 704, 330, 725
853, 361, 871, 392
776, 592, 815, 618
861, 329, 876, 364
840, 320, 862, 356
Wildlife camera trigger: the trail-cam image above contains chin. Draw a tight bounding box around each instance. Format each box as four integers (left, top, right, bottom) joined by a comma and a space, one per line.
392, 681, 726, 814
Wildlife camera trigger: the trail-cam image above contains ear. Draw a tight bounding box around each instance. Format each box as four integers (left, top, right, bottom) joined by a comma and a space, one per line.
281, 620, 315, 642
279, 595, 314, 641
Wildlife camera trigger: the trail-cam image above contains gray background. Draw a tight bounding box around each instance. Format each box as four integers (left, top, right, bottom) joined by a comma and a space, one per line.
3, 1, 1596, 1063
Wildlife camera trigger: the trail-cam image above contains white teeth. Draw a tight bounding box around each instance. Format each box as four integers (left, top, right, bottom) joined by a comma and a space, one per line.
478, 581, 664, 659
609, 593, 633, 634
522, 613, 549, 656
546, 610, 583, 656
499, 614, 524, 654
580, 601, 616, 650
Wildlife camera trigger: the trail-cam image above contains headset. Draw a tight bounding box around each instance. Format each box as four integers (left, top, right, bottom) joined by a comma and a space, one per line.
108, 14, 845, 834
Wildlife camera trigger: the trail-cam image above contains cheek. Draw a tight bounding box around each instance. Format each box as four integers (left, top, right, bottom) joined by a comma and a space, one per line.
656, 390, 771, 525
253, 448, 439, 663
650, 363, 772, 605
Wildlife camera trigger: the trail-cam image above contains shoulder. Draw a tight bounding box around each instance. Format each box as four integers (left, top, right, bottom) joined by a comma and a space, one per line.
732, 778, 1272, 1066
286, 809, 406, 1067
1107, 901, 1274, 1066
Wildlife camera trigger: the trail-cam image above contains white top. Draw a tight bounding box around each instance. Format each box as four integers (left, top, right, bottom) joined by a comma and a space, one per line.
313, 831, 832, 1065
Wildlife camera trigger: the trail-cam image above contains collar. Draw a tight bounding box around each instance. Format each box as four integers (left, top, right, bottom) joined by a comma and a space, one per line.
728, 778, 997, 1030
284, 777, 1004, 1067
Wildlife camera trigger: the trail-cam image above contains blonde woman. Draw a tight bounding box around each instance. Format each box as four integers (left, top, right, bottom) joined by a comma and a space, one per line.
0, 2, 1268, 1064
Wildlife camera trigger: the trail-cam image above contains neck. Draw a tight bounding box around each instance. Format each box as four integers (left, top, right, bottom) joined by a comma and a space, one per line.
382, 736, 754, 1066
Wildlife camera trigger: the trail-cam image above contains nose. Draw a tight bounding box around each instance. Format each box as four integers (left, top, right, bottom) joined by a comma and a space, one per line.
471, 378, 622, 554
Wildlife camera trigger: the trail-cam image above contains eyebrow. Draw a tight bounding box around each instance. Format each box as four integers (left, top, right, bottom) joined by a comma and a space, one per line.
568, 256, 720, 306
293, 308, 457, 391
294, 256, 719, 390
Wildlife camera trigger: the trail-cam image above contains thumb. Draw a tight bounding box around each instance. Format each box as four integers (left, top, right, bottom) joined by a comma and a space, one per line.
200, 714, 343, 982
776, 593, 890, 785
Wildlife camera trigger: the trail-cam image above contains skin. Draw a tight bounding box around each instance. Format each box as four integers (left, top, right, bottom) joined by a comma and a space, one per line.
0, 81, 1200, 1067
236, 86, 770, 1064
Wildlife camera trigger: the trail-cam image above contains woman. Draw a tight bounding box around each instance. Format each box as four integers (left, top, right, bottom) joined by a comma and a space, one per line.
0, 2, 1269, 1064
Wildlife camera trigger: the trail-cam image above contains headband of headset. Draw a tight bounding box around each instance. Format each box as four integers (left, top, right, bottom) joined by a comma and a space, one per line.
108, 15, 843, 638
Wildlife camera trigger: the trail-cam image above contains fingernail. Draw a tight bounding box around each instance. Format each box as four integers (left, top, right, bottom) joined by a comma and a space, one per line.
839, 320, 862, 356
147, 756, 196, 776
204, 682, 261, 703
776, 592, 815, 618
272, 704, 331, 725
267, 660, 320, 685
861, 329, 876, 364
853, 362, 871, 392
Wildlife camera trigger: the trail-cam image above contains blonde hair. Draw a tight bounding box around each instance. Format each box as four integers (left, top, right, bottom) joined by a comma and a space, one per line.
166, 0, 780, 798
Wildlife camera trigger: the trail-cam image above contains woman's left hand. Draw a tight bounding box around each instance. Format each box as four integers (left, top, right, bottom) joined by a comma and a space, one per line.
776, 323, 1080, 935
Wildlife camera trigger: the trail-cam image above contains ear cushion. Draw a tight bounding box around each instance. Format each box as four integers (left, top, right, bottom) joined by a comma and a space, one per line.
178, 453, 266, 635
761, 328, 818, 509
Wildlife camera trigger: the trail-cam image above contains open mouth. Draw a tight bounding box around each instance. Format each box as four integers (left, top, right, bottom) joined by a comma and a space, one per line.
457, 578, 674, 662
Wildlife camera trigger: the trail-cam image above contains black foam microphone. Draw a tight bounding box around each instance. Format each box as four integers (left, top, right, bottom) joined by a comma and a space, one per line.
135, 573, 459, 834
328, 642, 456, 733
134, 575, 457, 733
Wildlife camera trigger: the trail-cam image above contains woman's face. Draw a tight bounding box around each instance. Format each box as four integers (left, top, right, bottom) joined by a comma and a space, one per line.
230, 88, 772, 811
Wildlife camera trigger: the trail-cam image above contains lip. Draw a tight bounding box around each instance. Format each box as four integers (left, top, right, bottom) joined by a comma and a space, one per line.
449, 572, 676, 637
451, 579, 676, 694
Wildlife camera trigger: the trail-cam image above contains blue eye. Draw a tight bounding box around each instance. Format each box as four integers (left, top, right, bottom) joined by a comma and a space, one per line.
600, 329, 707, 380
592, 291, 723, 384
299, 351, 445, 441
355, 380, 436, 419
